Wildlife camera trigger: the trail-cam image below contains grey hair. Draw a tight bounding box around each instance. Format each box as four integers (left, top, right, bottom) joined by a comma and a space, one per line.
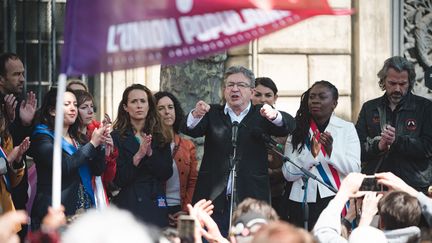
224, 65, 255, 88
377, 56, 416, 91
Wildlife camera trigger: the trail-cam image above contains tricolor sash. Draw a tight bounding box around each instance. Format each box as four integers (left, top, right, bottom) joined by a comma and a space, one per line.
309, 119, 346, 215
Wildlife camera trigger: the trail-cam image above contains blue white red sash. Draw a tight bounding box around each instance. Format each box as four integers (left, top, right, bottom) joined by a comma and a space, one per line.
309, 119, 346, 215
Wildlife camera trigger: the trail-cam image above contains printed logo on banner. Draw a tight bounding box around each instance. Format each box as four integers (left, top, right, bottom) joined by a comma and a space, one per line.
61, 0, 351, 75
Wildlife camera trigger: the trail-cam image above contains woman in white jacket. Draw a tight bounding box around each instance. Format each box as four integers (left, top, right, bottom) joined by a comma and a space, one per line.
282, 80, 361, 230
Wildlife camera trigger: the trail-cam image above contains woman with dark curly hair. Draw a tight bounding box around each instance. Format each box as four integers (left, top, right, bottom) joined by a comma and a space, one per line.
29, 88, 108, 230
111, 84, 172, 227
155, 91, 198, 227
281, 81, 360, 230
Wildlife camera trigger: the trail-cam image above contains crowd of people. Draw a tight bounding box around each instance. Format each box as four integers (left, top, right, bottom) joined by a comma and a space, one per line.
0, 51, 431, 243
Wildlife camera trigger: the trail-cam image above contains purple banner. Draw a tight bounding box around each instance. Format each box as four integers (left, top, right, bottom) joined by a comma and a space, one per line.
61, 0, 347, 75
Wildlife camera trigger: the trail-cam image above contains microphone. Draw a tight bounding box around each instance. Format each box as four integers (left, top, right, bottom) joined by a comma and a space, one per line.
232, 121, 239, 147
252, 128, 284, 151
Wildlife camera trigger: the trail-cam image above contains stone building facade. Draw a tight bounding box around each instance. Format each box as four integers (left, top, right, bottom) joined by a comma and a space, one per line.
94, 0, 432, 125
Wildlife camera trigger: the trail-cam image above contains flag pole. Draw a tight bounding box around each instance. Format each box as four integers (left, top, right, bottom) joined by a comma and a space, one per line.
52, 73, 67, 208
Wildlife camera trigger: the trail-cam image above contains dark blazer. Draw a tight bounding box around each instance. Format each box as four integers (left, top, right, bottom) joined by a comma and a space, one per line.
29, 132, 105, 230
112, 129, 173, 228
180, 104, 290, 212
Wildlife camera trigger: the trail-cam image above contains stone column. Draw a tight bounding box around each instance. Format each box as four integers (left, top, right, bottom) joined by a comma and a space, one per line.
352, 0, 392, 121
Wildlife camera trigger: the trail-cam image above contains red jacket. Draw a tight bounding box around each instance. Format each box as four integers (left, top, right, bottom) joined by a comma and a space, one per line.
172, 134, 198, 211
87, 120, 118, 188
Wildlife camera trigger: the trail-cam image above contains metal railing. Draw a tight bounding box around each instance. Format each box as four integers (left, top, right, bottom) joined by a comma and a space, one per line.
1, 0, 66, 102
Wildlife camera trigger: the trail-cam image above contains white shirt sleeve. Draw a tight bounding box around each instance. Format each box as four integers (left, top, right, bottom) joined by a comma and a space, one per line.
186, 110, 204, 129
271, 111, 283, 126
313, 196, 348, 243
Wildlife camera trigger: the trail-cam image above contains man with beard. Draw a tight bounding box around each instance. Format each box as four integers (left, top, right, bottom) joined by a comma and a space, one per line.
356, 56, 432, 193
0, 52, 37, 239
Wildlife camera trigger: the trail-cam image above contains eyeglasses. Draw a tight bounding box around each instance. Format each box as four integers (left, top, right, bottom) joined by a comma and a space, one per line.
225, 82, 251, 89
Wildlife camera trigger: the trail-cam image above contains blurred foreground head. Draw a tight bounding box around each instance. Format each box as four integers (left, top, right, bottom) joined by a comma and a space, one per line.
252, 221, 315, 243
62, 207, 153, 243
230, 198, 280, 243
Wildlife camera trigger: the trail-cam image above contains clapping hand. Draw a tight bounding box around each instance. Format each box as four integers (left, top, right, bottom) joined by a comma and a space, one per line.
4, 94, 18, 122
187, 200, 226, 243
7, 137, 30, 166
319, 131, 333, 156
90, 124, 110, 148
19, 92, 37, 126
132, 133, 152, 167
311, 131, 321, 158
378, 124, 395, 151
311, 131, 333, 157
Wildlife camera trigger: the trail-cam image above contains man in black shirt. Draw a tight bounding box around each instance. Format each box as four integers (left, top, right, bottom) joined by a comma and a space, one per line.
356, 56, 432, 193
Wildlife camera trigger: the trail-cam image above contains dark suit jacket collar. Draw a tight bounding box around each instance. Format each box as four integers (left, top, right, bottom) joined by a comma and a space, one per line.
122, 128, 141, 155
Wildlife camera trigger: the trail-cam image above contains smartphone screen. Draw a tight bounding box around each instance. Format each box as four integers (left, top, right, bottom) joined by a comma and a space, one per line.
177, 215, 195, 243
359, 176, 383, 191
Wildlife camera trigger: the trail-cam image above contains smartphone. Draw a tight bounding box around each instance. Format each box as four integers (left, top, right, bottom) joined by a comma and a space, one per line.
177, 215, 195, 243
359, 175, 384, 191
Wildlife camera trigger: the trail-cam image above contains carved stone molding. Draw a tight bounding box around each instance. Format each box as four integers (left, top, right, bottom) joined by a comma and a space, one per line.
404, 0, 432, 98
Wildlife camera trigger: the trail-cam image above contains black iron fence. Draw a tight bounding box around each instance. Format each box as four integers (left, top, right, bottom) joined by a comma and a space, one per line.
1, 0, 66, 102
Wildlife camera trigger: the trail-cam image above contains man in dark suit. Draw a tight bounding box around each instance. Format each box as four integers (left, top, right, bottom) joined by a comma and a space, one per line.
181, 65, 290, 236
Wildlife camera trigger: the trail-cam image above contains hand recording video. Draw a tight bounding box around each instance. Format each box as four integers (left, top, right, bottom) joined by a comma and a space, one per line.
359, 176, 387, 191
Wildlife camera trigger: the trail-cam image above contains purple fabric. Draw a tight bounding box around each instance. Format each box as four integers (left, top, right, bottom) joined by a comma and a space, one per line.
61, 0, 340, 75
26, 164, 37, 214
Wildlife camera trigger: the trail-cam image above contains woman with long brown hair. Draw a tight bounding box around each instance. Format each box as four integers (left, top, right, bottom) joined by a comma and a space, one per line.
73, 90, 118, 208
155, 91, 198, 226
111, 84, 172, 227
